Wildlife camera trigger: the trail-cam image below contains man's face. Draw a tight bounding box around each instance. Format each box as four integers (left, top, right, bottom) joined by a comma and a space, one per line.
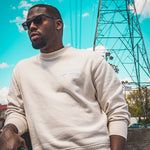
27, 7, 58, 50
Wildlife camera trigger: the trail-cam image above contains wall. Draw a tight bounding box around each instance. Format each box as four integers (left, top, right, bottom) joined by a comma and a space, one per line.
125, 128, 150, 150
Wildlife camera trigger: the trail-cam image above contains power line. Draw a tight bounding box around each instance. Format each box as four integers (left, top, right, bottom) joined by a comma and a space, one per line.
75, 0, 78, 48
79, 0, 82, 49
69, 0, 73, 46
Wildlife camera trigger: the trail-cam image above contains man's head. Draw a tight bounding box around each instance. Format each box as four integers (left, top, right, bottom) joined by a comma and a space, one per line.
23, 4, 64, 52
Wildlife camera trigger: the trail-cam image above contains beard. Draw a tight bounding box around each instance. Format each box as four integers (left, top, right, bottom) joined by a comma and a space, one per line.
32, 38, 46, 49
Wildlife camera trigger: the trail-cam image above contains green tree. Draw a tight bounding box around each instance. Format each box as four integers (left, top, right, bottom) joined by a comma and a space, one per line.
125, 87, 150, 123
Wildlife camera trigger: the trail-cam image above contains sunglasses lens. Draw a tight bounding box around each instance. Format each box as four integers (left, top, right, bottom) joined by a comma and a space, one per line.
33, 15, 43, 25
24, 26, 28, 30
22, 15, 44, 30
22, 22, 28, 30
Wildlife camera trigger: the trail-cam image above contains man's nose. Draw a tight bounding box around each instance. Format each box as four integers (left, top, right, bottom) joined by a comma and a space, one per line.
29, 21, 38, 31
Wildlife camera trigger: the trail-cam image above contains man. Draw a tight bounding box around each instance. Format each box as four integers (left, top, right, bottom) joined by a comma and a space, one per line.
0, 4, 130, 150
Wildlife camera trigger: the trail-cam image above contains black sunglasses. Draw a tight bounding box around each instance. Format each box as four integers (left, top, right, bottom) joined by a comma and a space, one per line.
22, 14, 59, 30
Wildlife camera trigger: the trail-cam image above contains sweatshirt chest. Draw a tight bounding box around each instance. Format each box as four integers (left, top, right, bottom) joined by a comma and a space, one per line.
19, 58, 95, 97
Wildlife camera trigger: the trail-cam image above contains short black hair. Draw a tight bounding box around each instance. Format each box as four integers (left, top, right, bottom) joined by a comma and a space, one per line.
29, 4, 62, 21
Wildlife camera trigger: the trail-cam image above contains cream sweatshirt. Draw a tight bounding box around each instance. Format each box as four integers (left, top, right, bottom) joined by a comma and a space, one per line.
5, 46, 130, 150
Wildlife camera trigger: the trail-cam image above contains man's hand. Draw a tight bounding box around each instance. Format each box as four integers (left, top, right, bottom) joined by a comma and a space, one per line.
0, 124, 27, 150
110, 135, 126, 150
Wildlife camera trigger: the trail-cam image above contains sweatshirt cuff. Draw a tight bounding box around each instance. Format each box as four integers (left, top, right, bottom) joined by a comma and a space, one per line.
108, 120, 128, 139
4, 117, 27, 135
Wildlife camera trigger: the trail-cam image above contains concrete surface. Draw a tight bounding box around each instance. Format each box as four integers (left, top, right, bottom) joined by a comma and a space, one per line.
124, 128, 150, 150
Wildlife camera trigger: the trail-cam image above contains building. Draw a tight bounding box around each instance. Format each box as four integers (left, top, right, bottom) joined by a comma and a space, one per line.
0, 105, 7, 131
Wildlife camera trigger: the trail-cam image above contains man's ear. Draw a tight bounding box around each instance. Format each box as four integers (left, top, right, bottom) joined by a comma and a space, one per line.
56, 19, 63, 30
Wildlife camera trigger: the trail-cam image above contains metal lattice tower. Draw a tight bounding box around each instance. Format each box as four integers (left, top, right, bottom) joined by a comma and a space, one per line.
93, 0, 150, 88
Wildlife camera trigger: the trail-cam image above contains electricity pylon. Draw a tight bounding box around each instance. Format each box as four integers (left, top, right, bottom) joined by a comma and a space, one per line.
94, 0, 150, 84
93, 0, 150, 117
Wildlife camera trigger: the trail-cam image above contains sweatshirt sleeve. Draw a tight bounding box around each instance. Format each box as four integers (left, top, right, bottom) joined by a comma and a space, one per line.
93, 57, 130, 139
5, 67, 28, 135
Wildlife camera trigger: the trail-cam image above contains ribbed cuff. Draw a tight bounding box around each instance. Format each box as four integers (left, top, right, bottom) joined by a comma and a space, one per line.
4, 117, 27, 135
108, 120, 128, 139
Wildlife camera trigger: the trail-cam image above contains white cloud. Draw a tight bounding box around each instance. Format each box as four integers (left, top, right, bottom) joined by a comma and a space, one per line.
82, 13, 89, 17
0, 63, 14, 69
17, 24, 25, 32
63, 24, 66, 28
10, 2, 30, 32
12, 6, 16, 10
0, 87, 9, 105
10, 16, 26, 32
94, 45, 107, 52
18, 1, 32, 9
23, 10, 28, 19
0, 63, 9, 69
81, 45, 107, 52
80, 45, 107, 57
129, 0, 150, 18
10, 16, 25, 23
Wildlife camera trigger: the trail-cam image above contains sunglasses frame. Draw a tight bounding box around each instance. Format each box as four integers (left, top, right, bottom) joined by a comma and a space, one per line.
22, 14, 59, 30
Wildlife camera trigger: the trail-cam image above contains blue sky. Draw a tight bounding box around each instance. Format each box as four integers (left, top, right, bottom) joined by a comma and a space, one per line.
0, 0, 150, 104
0, 0, 99, 88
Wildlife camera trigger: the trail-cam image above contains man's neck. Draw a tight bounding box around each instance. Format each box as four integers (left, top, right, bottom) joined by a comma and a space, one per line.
40, 44, 64, 53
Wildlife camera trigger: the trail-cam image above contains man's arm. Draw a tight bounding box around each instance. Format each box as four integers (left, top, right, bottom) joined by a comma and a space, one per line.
110, 135, 126, 150
0, 123, 27, 150
0, 67, 28, 150
5, 66, 28, 135
93, 57, 130, 149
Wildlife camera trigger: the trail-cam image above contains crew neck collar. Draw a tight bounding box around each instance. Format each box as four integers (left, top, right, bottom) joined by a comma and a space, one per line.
39, 46, 69, 61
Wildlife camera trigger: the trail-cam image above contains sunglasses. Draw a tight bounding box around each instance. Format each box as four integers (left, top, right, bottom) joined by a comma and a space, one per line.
22, 14, 59, 30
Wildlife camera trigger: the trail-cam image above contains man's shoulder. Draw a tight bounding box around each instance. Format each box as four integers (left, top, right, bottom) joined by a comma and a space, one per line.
15, 55, 38, 68
68, 47, 104, 62
68, 47, 103, 55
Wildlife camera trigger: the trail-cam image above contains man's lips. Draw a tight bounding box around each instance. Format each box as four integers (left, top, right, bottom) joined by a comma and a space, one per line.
30, 32, 40, 41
